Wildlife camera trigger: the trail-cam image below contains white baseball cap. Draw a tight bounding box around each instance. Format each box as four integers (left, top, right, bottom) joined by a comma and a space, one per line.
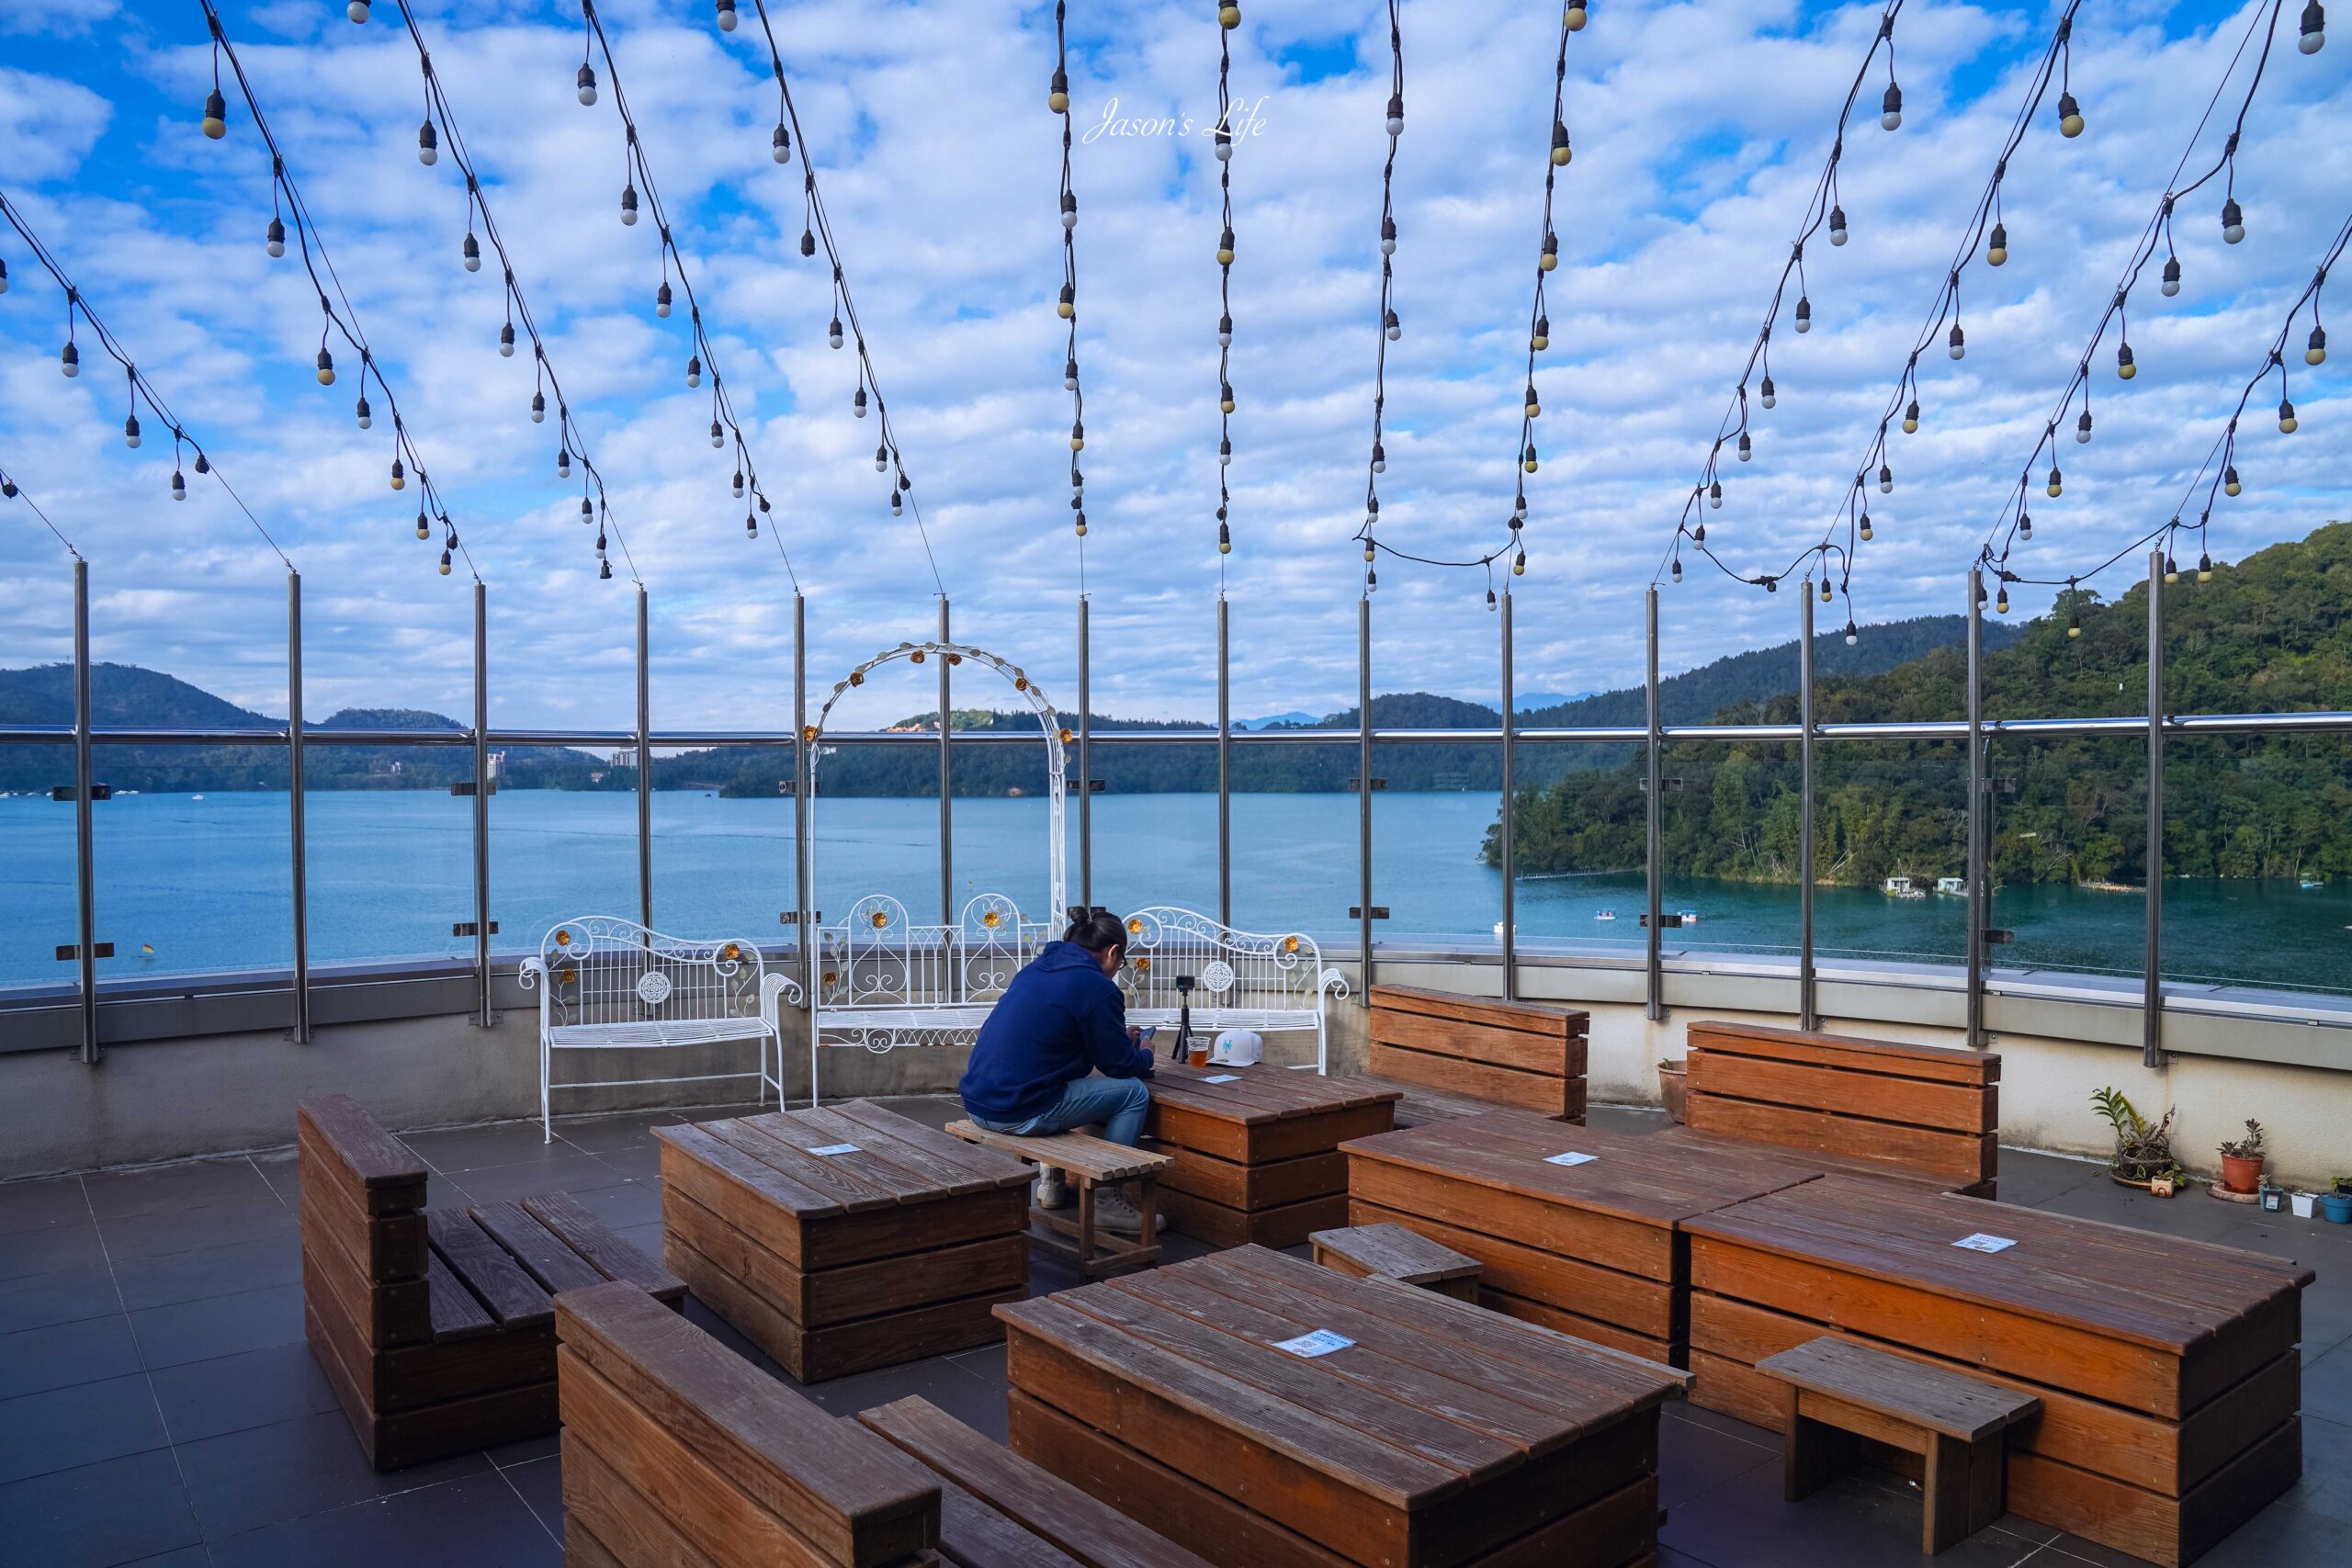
1208, 1028, 1263, 1066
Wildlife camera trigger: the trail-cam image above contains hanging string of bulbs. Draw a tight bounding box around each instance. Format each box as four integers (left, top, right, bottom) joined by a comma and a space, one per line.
0, 462, 85, 560
1212, 0, 1240, 573
1656, 1, 1908, 603
732, 0, 946, 595
1357, 0, 1585, 608
1975, 0, 2317, 583
1981, 200, 2346, 626
1049, 1, 1090, 568
1350, 0, 1408, 598
1669, 0, 2092, 638
361, 1, 641, 586
0, 190, 292, 569
198, 1, 477, 581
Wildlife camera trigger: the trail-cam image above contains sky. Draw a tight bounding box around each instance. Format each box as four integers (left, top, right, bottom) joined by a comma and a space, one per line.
0, 0, 2345, 734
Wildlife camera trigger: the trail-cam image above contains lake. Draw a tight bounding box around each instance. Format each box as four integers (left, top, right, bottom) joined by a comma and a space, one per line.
1, 790, 2346, 996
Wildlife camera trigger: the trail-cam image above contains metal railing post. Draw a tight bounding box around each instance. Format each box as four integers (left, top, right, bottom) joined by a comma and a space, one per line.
1798, 581, 1817, 1031
288, 570, 311, 1043
636, 585, 652, 931
73, 560, 98, 1064
1966, 569, 1987, 1050
938, 597, 953, 925
1217, 593, 1232, 926
1645, 587, 1664, 1022
793, 593, 812, 1009
2144, 550, 2165, 1066
1077, 595, 1091, 909
1499, 590, 1517, 1001
472, 581, 492, 1028
1358, 594, 1373, 1007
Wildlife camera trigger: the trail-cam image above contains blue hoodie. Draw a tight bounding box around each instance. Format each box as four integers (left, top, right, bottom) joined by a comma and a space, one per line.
958, 942, 1155, 1123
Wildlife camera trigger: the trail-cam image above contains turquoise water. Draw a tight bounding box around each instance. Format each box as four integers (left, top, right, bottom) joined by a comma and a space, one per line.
1, 790, 2346, 994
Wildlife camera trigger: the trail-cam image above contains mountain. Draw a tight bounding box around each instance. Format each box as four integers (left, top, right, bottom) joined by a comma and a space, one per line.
1513, 690, 1594, 711
1237, 711, 1318, 730
1497, 522, 2352, 888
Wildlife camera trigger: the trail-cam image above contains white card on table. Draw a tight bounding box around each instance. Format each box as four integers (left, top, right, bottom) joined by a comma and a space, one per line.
1952, 1233, 2016, 1253
808, 1143, 860, 1156
1544, 1151, 1598, 1167
1272, 1329, 1353, 1358
1203, 1073, 1239, 1083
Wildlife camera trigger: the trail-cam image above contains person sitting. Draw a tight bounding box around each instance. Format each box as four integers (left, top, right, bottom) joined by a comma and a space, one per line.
959, 908, 1157, 1235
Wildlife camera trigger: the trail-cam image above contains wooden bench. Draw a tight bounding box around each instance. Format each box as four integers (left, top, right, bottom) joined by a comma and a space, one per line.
1672, 1020, 2000, 1196
296, 1095, 683, 1472
1341, 984, 1588, 1126
1759, 1337, 2041, 1556
945, 1120, 1171, 1278
1309, 1222, 1482, 1302
856, 1395, 1215, 1568
555, 1280, 944, 1568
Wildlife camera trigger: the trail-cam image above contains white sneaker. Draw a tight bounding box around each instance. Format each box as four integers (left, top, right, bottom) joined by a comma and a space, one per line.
1093, 1187, 1154, 1237
1035, 1168, 1070, 1210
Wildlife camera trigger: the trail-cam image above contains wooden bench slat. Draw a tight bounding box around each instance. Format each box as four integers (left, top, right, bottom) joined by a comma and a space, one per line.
747, 1111, 978, 1204
1370, 1011, 1579, 1074
424, 1253, 498, 1342
556, 1280, 941, 1564
812, 1105, 1034, 1194
1687, 1021, 1997, 1084
1758, 1337, 2039, 1444
469, 1201, 608, 1296
1688, 1051, 1996, 1134
944, 1121, 1171, 1184
1367, 985, 1586, 1039
827, 1100, 1038, 1189
706, 1118, 904, 1212
426, 1207, 554, 1330
299, 1094, 429, 1204
520, 1190, 684, 1304
657, 1122, 848, 1222
1308, 1223, 1480, 1287
857, 1396, 1215, 1568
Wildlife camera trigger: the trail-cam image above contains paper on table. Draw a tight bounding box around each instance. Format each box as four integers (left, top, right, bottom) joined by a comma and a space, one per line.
1544, 1151, 1597, 1167
808, 1144, 860, 1156
1272, 1329, 1353, 1358
1952, 1233, 2016, 1253
1203, 1073, 1239, 1084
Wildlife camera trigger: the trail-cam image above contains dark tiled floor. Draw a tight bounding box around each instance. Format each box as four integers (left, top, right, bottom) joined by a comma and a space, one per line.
1, 1097, 2344, 1566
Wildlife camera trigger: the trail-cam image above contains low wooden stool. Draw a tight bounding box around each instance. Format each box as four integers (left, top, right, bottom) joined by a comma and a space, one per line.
1308, 1221, 1482, 1301
945, 1121, 1171, 1278
1758, 1337, 2040, 1556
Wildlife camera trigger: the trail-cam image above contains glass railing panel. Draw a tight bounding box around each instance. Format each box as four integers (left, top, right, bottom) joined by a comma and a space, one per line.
1, 745, 84, 988
1372, 740, 1500, 948
86, 744, 292, 980
304, 748, 476, 968
1229, 744, 1359, 942
1983, 732, 2148, 982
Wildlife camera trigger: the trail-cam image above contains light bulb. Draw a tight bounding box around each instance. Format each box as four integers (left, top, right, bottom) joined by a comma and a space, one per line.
1062, 192, 1079, 230
580, 497, 594, 522
1539, 231, 1558, 272
876, 444, 890, 471
61, 341, 78, 378
498, 323, 515, 358
2301, 1, 2325, 53
1844, 621, 1859, 646
1948, 323, 1965, 360
356, 395, 372, 429
194, 453, 208, 475
1218, 313, 1234, 347
717, 0, 739, 31
1217, 227, 1236, 265
2198, 552, 2214, 581
1764, 576, 1779, 594
1385, 92, 1404, 139
2278, 397, 2298, 434
2222, 198, 2245, 243
829, 317, 844, 349
1074, 510, 1088, 536
2018, 511, 2032, 539
1049, 69, 1069, 115
557, 446, 571, 479
1532, 315, 1550, 351
1670, 558, 1682, 583
685, 355, 701, 388
1552, 119, 1571, 165
1760, 375, 1776, 410
1794, 296, 1812, 333
1903, 400, 1920, 434
1820, 578, 1833, 604
439, 548, 452, 576
1219, 438, 1232, 467
1215, 127, 1232, 162
462, 232, 481, 272
2058, 92, 2085, 138
2165, 556, 2179, 584
1221, 383, 1236, 414
1221, 5, 1241, 29
891, 489, 904, 514
2067, 615, 2081, 639
710, 419, 725, 448
1708, 480, 1722, 509
1881, 81, 1903, 130
1523, 442, 1539, 474
1878, 463, 1893, 494
1514, 549, 1526, 576
2161, 256, 2182, 297
202, 89, 227, 140
1070, 421, 1085, 453
2076, 409, 2093, 443
1859, 512, 1873, 541
620, 185, 639, 226
416, 512, 429, 539
854, 386, 869, 417
1057, 284, 1074, 320
2117, 343, 2136, 379
390, 457, 406, 491
1566, 4, 1588, 31
315, 348, 335, 386
0, 258, 7, 293
656, 281, 673, 318
2047, 466, 2063, 498
1385, 309, 1401, 341
418, 120, 437, 164
2307, 325, 2327, 366
731, 469, 745, 499
1380, 216, 1396, 256
577, 64, 598, 107
1736, 432, 1752, 462
1524, 384, 1541, 419
349, 0, 369, 20
1828, 206, 1847, 246
772, 124, 791, 164
2224, 465, 2241, 496
1987, 223, 2007, 266
1996, 584, 2010, 614
1363, 541, 1376, 563
1220, 523, 1233, 554
266, 216, 286, 257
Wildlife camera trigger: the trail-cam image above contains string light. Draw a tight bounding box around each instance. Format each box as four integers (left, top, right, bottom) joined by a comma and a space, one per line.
1050, 2, 1088, 549
1352, 0, 1406, 595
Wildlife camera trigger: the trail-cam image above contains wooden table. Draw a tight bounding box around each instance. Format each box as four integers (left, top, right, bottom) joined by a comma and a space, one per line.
1144, 1062, 1398, 1248
1684, 1176, 2313, 1568
655, 1100, 1035, 1382
1000, 1244, 1687, 1568
1341, 1108, 1826, 1364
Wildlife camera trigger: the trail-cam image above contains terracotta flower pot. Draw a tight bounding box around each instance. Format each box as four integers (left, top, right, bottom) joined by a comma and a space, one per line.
2220, 1153, 2265, 1194
1658, 1061, 1688, 1125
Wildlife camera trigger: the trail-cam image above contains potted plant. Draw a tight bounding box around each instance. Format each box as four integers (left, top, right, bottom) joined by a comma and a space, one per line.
2217, 1120, 2267, 1195
2322, 1187, 2352, 1224
2090, 1088, 2177, 1190
1657, 1058, 1688, 1124
2290, 1190, 2318, 1219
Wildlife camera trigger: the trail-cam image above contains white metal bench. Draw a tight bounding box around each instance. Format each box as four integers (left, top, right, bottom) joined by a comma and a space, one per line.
803, 897, 1344, 1104
520, 916, 801, 1141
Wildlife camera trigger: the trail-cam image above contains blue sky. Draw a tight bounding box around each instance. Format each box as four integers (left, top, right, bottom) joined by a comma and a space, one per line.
0, 0, 2346, 731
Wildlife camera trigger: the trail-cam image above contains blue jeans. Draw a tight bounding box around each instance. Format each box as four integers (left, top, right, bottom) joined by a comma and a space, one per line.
971, 1073, 1152, 1147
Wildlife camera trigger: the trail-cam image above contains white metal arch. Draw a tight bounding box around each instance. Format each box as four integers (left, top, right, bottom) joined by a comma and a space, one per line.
803, 639, 1069, 929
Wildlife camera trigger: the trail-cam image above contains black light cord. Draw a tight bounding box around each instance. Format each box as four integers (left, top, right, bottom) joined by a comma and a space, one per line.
1353, 0, 1406, 598
1052, 1, 1088, 585
1212, 4, 1238, 581
0, 461, 84, 560
0, 187, 291, 569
